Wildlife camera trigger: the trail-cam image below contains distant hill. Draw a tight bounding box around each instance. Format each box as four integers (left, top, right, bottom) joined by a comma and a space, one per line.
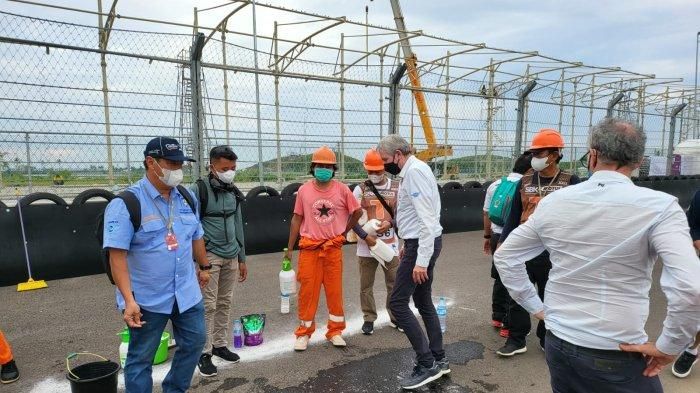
236, 153, 366, 182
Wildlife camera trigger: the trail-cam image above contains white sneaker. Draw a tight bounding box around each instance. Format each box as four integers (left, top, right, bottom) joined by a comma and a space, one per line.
329, 335, 346, 347
294, 336, 309, 351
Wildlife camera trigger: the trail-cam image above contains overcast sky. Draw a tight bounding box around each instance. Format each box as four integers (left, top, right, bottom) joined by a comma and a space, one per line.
5, 0, 698, 85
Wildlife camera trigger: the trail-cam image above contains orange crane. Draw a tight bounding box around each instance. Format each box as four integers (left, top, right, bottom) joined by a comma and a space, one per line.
389, 0, 453, 163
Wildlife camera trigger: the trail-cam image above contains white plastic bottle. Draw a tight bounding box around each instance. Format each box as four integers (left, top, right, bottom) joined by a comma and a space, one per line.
118, 329, 129, 368
280, 249, 296, 314
437, 297, 447, 333
281, 294, 291, 314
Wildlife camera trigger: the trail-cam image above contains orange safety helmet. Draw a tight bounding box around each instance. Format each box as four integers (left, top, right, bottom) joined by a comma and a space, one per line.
363, 148, 384, 171
311, 145, 337, 165
529, 128, 565, 150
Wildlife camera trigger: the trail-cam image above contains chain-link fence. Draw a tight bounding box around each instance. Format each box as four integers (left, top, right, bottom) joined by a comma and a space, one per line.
0, 4, 697, 202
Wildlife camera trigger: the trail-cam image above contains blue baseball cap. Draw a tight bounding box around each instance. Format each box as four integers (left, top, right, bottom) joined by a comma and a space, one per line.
143, 137, 195, 162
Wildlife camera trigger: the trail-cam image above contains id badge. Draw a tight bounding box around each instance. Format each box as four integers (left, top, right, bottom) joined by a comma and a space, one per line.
165, 232, 179, 251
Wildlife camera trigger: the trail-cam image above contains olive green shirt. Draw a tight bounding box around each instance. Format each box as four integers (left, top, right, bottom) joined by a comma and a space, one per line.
190, 179, 246, 262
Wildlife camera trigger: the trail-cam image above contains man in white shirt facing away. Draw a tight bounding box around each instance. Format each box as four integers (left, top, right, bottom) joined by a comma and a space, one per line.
377, 135, 447, 390
495, 118, 700, 393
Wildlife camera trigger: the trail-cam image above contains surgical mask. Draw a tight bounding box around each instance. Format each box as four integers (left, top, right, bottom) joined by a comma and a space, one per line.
368, 174, 384, 184
530, 156, 549, 172
155, 161, 184, 187
216, 170, 236, 184
314, 167, 333, 182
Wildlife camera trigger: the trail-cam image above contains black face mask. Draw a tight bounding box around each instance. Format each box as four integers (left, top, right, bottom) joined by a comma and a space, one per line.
384, 153, 401, 175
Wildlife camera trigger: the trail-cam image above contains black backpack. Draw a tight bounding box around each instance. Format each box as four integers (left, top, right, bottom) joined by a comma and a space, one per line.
194, 178, 244, 220
95, 185, 196, 284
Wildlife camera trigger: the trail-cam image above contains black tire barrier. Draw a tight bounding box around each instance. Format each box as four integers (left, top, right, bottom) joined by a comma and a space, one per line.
246, 186, 280, 198
0, 200, 6, 209
19, 192, 68, 207
463, 181, 482, 189
481, 180, 494, 190
442, 181, 463, 191
2, 178, 700, 287
71, 189, 116, 206
280, 182, 303, 197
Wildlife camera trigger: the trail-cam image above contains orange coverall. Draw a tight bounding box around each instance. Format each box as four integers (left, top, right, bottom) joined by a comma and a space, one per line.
0, 330, 13, 365
294, 235, 346, 339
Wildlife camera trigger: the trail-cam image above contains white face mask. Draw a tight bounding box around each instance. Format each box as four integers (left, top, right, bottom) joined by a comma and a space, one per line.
216, 170, 236, 184
368, 174, 384, 184
155, 161, 184, 187
530, 156, 550, 172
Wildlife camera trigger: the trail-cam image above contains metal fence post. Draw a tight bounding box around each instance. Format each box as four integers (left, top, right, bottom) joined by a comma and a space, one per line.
340, 33, 346, 179
25, 132, 31, 193
273, 22, 282, 185
557, 70, 565, 132
125, 135, 132, 184
379, 52, 385, 139
606, 92, 625, 118
588, 75, 596, 129
442, 51, 450, 179
221, 27, 231, 146
667, 103, 688, 175
97, 0, 117, 187
661, 87, 669, 154
514, 80, 536, 157
485, 59, 495, 179
251, 0, 264, 186
189, 33, 206, 178
388, 63, 407, 135
570, 79, 579, 171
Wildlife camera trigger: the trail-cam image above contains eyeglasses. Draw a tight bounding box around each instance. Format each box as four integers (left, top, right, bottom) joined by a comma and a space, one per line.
578, 151, 589, 168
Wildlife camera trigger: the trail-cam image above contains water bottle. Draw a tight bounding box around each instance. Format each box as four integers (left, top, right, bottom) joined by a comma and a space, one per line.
281, 294, 291, 314
117, 329, 129, 368
437, 297, 447, 333
233, 319, 243, 348
279, 249, 297, 295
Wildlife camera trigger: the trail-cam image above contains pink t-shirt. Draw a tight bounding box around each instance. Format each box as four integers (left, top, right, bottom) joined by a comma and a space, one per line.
294, 180, 360, 240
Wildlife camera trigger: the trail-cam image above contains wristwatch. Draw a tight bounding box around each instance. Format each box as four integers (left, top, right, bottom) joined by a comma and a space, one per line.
199, 264, 212, 271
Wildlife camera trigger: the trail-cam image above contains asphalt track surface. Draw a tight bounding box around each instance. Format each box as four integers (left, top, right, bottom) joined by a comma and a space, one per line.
1, 232, 697, 393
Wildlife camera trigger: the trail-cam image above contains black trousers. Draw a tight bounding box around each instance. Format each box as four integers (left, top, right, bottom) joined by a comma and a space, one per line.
505, 253, 551, 347
490, 233, 510, 323
545, 331, 662, 393
389, 236, 445, 368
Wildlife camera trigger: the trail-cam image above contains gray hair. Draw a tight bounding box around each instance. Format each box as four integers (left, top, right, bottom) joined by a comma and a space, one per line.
589, 118, 646, 167
377, 134, 412, 155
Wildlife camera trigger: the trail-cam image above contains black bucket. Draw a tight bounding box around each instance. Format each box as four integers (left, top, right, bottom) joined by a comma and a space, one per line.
66, 353, 120, 393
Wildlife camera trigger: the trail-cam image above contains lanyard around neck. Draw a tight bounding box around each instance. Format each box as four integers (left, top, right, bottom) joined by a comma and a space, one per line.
536, 170, 560, 197
153, 195, 175, 232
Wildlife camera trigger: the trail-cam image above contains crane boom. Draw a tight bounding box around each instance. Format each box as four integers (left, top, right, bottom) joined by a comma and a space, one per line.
389, 0, 452, 162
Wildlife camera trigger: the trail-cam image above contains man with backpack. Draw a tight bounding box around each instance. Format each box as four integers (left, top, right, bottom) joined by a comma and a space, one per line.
102, 137, 210, 393
495, 129, 580, 357
190, 146, 247, 378
482, 153, 531, 335
351, 149, 402, 336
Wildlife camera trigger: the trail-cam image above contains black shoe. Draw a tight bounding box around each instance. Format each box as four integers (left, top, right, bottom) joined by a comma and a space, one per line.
198, 354, 217, 377
212, 346, 240, 363
436, 358, 451, 376
399, 362, 442, 390
496, 342, 527, 357
0, 360, 19, 384
362, 321, 374, 335
672, 351, 698, 378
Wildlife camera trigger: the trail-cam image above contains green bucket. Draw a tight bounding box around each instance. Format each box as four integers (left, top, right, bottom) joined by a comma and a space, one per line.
118, 329, 170, 365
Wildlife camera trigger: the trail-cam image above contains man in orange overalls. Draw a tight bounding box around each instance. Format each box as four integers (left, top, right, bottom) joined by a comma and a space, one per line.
285, 146, 362, 351
0, 330, 19, 384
